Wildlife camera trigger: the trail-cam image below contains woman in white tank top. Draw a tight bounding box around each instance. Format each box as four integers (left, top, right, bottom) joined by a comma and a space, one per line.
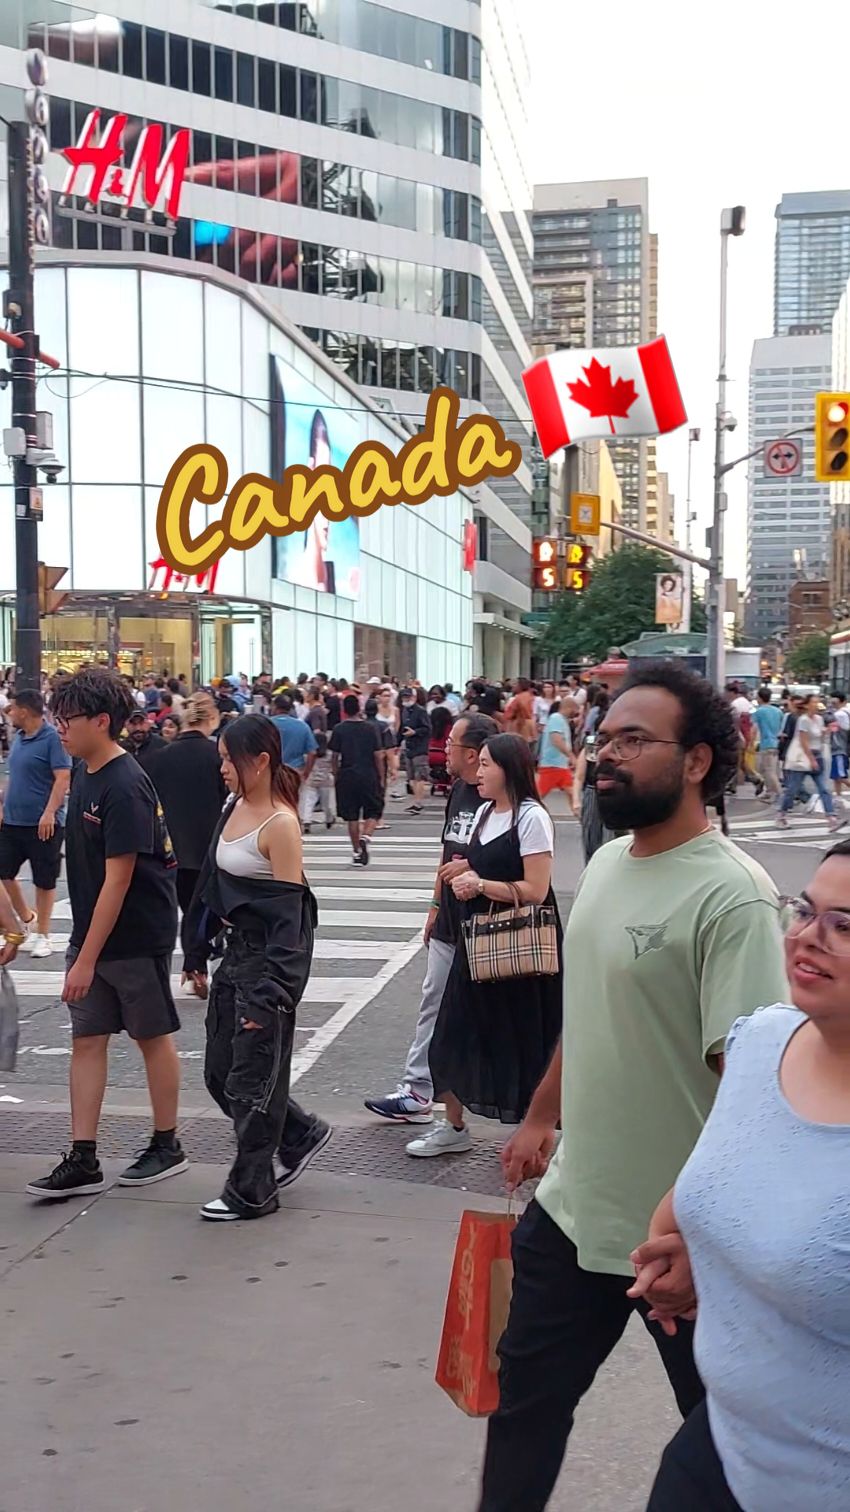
189, 715, 330, 1222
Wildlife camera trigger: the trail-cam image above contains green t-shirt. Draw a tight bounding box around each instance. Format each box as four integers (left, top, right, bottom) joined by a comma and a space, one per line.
535, 829, 788, 1276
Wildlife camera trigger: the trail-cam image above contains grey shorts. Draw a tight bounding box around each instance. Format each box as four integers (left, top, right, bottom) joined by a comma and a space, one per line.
405, 753, 430, 782
67, 949, 180, 1041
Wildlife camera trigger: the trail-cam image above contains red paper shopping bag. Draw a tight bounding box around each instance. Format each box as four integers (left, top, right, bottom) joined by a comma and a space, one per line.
435, 1208, 516, 1417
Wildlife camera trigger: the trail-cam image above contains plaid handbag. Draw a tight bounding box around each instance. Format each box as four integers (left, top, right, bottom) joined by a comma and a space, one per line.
462, 883, 559, 983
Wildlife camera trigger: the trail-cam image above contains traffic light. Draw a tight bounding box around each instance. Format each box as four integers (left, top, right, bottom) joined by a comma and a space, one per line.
815, 393, 850, 482
564, 542, 591, 592
532, 537, 559, 591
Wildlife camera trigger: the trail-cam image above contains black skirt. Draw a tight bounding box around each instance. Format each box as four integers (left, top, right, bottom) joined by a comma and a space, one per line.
428, 807, 563, 1124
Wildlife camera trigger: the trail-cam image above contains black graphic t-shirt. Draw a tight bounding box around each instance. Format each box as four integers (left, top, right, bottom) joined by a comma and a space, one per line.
66, 752, 178, 960
432, 779, 486, 945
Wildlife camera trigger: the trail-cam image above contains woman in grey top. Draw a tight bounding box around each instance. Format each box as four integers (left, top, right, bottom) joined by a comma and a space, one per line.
631, 840, 850, 1510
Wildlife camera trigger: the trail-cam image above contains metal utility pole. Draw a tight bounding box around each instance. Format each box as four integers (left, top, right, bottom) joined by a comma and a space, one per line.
4, 51, 53, 691
7, 121, 40, 691
682, 426, 700, 634
706, 206, 745, 689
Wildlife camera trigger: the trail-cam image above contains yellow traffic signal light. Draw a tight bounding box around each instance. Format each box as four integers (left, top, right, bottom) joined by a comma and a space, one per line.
815, 393, 850, 482
565, 542, 591, 569
565, 566, 591, 592
38, 562, 69, 616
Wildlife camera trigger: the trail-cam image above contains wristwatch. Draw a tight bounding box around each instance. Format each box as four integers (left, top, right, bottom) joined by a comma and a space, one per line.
477, 878, 486, 896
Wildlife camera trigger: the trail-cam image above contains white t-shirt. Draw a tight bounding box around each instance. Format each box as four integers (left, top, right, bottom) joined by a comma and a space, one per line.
534, 694, 552, 729
732, 696, 753, 718
572, 687, 588, 709
470, 799, 555, 856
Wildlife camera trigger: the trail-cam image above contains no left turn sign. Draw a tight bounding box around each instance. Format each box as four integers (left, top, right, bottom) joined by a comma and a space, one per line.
764, 438, 802, 477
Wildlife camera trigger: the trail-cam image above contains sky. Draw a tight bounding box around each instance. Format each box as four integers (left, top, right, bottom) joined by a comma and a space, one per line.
527, 0, 845, 587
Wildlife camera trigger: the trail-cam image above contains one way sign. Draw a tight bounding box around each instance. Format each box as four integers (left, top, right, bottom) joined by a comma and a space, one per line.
764, 438, 802, 477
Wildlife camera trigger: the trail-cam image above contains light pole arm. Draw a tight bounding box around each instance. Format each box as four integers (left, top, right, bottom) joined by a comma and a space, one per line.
596, 518, 711, 570
719, 425, 813, 478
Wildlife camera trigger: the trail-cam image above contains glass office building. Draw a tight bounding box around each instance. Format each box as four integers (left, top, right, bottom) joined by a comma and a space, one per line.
532, 178, 654, 530
775, 190, 850, 336
0, 0, 534, 676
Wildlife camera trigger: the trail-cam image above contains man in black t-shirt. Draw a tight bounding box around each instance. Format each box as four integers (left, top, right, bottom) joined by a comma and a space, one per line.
365, 713, 498, 1123
26, 669, 187, 1203
329, 693, 383, 866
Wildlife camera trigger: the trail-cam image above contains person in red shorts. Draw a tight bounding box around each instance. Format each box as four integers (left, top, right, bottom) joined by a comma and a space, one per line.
536, 699, 573, 805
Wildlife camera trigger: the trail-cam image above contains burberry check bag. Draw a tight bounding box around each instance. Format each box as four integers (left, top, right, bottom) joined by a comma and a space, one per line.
461, 884, 558, 983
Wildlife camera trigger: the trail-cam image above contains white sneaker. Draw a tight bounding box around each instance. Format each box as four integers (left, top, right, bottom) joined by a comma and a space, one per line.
406, 1121, 473, 1158
28, 934, 53, 959
19, 916, 39, 952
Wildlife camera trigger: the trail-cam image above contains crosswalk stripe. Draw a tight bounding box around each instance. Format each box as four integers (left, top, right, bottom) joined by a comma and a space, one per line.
49, 886, 430, 919
12, 936, 408, 961
10, 970, 375, 1004
310, 910, 426, 929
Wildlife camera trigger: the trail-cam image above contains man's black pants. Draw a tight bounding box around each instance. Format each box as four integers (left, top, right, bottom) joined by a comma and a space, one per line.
204, 930, 313, 1217
478, 1201, 705, 1512
646, 1400, 743, 1510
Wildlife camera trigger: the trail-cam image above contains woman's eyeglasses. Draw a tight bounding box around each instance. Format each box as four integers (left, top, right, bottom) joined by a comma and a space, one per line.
781, 895, 850, 956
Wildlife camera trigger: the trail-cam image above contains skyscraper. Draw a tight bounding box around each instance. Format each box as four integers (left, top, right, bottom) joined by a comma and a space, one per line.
532, 177, 654, 530
746, 333, 832, 644
775, 190, 850, 336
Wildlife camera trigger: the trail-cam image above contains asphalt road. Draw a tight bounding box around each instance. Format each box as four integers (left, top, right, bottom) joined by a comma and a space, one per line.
0, 787, 828, 1113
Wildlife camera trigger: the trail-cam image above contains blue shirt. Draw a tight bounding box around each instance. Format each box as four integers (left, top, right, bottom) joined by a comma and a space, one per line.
271, 714, 317, 770
4, 720, 72, 826
539, 712, 570, 769
752, 702, 782, 750
675, 1006, 850, 1512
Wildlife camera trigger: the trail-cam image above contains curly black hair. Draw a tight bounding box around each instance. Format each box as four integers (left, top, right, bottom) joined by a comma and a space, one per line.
614, 660, 739, 803
51, 667, 137, 740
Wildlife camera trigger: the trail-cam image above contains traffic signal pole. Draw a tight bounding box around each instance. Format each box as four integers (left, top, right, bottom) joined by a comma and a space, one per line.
6, 121, 41, 692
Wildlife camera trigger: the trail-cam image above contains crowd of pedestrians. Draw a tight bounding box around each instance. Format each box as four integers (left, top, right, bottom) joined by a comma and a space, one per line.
3, 656, 850, 1506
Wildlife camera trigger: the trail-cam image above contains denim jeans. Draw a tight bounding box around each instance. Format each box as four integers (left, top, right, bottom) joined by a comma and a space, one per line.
780, 755, 833, 815
477, 1202, 704, 1512
204, 929, 312, 1216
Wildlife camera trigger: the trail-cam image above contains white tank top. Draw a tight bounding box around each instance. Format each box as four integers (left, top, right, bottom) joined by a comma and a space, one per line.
216, 812, 288, 878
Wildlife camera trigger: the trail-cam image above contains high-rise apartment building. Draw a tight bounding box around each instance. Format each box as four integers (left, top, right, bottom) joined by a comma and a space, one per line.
775, 190, 850, 336
532, 177, 654, 530
746, 334, 832, 644
0, 0, 534, 678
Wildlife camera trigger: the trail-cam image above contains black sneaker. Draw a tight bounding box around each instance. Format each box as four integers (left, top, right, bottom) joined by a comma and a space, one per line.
359, 839, 370, 866
26, 1148, 105, 1200
276, 1118, 332, 1188
117, 1139, 189, 1187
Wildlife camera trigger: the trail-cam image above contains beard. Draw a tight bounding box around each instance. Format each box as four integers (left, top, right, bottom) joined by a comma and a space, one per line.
595, 760, 685, 830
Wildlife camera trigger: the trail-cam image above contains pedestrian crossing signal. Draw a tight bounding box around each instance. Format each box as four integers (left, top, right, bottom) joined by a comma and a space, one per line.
815, 393, 850, 482
565, 543, 591, 569
533, 563, 559, 591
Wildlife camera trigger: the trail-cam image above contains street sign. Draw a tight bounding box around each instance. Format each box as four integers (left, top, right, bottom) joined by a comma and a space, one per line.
570, 492, 601, 535
764, 438, 802, 478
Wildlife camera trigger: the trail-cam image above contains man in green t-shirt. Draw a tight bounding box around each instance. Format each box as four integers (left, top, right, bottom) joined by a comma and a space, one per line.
477, 662, 788, 1512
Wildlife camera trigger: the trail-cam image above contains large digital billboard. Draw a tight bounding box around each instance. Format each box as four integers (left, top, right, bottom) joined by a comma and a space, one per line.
270, 356, 361, 599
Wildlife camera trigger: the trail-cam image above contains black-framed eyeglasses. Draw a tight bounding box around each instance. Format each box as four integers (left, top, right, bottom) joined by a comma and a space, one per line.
596, 733, 684, 763
780, 895, 850, 956
54, 714, 89, 734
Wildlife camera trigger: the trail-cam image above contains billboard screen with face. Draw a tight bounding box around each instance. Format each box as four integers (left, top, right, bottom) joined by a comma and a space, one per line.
270, 356, 361, 599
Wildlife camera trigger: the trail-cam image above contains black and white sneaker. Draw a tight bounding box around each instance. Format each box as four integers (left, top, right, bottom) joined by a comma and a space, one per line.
359, 838, 370, 866
117, 1139, 189, 1186
200, 1196, 241, 1222
276, 1118, 332, 1188
26, 1148, 105, 1200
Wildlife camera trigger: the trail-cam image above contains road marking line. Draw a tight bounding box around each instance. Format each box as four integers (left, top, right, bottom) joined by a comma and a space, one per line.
313, 885, 432, 902
11, 936, 407, 961
10, 970, 366, 1004
290, 932, 424, 1086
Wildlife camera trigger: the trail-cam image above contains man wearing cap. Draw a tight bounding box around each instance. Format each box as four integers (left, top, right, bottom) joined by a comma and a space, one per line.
121, 711, 167, 777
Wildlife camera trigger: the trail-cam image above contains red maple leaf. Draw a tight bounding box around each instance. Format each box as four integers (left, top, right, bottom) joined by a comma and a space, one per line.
567, 357, 638, 435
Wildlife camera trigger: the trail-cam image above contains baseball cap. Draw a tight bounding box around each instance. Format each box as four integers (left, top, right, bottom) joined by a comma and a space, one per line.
400, 686, 414, 699
127, 710, 148, 723
367, 676, 382, 686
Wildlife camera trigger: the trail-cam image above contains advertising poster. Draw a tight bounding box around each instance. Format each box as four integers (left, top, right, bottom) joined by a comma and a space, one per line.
270, 356, 361, 598
655, 572, 684, 626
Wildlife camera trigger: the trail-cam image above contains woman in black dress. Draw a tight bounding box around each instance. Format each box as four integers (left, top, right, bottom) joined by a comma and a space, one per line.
407, 734, 563, 1157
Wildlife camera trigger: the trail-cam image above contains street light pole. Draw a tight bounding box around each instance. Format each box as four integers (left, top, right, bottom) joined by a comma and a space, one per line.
706, 206, 745, 690
682, 426, 700, 633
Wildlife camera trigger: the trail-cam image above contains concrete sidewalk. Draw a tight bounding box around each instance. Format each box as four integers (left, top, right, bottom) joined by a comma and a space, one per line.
1, 1154, 678, 1512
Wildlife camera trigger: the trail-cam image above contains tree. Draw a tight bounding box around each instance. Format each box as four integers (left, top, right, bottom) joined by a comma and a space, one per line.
536, 544, 706, 662
785, 632, 830, 682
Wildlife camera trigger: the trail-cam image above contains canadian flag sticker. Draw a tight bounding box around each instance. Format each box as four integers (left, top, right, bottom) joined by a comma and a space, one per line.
522, 337, 687, 458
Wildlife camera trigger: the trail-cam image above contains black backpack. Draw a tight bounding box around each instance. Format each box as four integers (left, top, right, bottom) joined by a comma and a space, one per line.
777, 710, 797, 763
